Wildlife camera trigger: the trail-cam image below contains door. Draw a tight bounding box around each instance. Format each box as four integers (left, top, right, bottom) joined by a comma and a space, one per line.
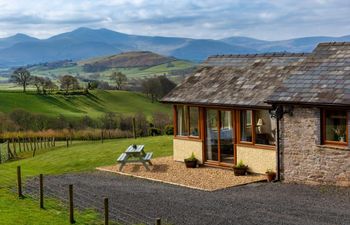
205, 109, 235, 165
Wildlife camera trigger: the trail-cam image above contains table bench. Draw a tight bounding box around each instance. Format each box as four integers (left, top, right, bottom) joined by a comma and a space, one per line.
117, 145, 153, 171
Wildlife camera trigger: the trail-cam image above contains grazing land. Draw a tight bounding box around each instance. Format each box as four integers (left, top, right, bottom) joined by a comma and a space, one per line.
0, 136, 173, 225
0, 90, 170, 119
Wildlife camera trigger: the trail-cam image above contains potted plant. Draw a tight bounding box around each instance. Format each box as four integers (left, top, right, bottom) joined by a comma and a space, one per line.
184, 152, 198, 168
233, 160, 248, 176
333, 126, 346, 142
266, 169, 276, 182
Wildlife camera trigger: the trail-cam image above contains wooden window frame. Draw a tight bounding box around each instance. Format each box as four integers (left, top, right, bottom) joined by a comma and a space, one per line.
173, 105, 201, 140
321, 109, 348, 146
237, 109, 275, 149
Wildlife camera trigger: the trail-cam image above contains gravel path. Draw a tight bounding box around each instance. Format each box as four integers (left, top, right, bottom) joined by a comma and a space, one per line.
26, 171, 350, 225
98, 156, 266, 191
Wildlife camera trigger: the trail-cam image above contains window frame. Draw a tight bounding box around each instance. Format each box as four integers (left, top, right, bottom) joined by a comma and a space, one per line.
174, 105, 201, 139
237, 109, 276, 148
322, 109, 348, 146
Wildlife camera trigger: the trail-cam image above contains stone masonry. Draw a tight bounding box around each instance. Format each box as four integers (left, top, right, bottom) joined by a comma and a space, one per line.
280, 107, 350, 186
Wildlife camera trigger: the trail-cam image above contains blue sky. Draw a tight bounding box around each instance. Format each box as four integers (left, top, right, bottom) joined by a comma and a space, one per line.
0, 0, 349, 40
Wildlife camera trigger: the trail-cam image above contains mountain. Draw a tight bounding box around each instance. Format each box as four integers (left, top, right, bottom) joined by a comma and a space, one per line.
0, 33, 39, 49
170, 39, 256, 61
221, 35, 350, 53
0, 27, 349, 67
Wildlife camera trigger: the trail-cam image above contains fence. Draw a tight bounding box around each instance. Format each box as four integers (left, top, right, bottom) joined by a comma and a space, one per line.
1, 165, 166, 225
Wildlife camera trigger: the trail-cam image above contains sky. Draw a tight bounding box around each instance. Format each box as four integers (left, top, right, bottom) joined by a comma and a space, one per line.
0, 0, 349, 40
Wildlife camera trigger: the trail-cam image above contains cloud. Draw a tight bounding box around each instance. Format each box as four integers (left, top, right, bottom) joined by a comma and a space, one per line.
0, 0, 348, 40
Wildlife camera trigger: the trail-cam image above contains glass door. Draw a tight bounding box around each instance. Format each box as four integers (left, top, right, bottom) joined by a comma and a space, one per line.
220, 111, 234, 164
206, 109, 219, 161
205, 109, 235, 164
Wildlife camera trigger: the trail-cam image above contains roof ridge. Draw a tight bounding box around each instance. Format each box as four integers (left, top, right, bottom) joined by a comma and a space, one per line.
208, 52, 309, 59
318, 41, 350, 46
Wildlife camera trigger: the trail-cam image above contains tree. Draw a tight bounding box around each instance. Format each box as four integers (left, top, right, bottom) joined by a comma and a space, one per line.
59, 75, 79, 94
110, 71, 127, 90
30, 76, 45, 94
11, 68, 32, 92
141, 75, 176, 102
43, 78, 57, 94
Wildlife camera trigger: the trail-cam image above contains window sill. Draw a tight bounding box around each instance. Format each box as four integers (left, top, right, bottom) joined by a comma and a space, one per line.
317, 145, 350, 151
174, 136, 202, 142
237, 143, 275, 150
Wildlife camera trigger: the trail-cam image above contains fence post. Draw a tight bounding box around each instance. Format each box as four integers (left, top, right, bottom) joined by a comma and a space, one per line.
39, 174, 44, 209
155, 218, 161, 225
104, 198, 109, 225
66, 137, 69, 148
69, 184, 75, 224
101, 130, 104, 143
132, 117, 136, 139
17, 166, 23, 198
0, 143, 2, 164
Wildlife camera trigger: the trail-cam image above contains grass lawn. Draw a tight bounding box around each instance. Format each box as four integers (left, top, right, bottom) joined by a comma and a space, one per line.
0, 90, 170, 119
0, 136, 173, 224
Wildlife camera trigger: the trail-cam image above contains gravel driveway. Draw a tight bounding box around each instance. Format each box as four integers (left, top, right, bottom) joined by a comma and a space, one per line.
26, 171, 350, 225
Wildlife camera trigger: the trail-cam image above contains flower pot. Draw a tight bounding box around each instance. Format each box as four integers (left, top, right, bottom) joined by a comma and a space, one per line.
233, 166, 247, 176
184, 159, 197, 168
266, 172, 276, 182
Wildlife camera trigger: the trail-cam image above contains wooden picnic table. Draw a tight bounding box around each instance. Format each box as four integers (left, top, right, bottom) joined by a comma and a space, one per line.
116, 145, 153, 171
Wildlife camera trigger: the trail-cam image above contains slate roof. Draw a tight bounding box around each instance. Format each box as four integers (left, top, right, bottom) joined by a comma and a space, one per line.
161, 53, 307, 108
267, 42, 350, 107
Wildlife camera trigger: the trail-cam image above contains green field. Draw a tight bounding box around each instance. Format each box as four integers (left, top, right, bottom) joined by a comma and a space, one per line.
0, 136, 173, 224
0, 90, 170, 119
30, 60, 194, 81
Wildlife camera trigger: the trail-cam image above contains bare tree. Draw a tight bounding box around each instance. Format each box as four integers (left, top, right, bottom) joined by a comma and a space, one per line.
31, 76, 45, 93
59, 75, 79, 94
110, 71, 127, 90
11, 68, 32, 92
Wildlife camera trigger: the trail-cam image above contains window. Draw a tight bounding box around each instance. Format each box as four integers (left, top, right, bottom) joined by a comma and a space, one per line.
176, 105, 188, 136
175, 105, 200, 138
189, 107, 199, 136
240, 110, 253, 142
323, 110, 348, 145
239, 109, 276, 146
254, 110, 276, 145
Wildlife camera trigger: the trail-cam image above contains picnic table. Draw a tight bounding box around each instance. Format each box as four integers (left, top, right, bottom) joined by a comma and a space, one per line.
116, 145, 153, 171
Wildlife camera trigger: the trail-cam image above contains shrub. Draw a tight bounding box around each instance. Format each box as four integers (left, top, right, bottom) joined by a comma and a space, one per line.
164, 125, 174, 135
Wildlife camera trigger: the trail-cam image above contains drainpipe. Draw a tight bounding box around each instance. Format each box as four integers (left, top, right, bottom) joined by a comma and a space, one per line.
276, 117, 281, 181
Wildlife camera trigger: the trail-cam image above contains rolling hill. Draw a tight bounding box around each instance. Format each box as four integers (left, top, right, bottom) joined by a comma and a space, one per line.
0, 90, 170, 119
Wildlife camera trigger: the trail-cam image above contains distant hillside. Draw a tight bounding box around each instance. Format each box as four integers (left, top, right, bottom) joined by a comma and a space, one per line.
80, 51, 176, 68
0, 90, 170, 119
0, 27, 350, 67
221, 35, 350, 53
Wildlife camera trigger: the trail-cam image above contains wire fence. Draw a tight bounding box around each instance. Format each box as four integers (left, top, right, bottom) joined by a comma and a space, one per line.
0, 143, 167, 225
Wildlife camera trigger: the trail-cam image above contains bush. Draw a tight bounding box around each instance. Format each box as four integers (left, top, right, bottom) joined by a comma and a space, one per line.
164, 125, 174, 135
148, 127, 161, 136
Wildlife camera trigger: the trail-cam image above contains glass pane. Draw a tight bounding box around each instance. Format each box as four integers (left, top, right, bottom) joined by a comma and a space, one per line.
206, 110, 218, 161
176, 105, 188, 136
325, 110, 347, 143
189, 107, 199, 137
240, 110, 252, 142
254, 110, 276, 145
220, 111, 234, 163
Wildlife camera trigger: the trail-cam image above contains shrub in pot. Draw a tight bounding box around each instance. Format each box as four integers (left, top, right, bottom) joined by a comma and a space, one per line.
266, 169, 276, 182
233, 160, 248, 176
184, 152, 198, 168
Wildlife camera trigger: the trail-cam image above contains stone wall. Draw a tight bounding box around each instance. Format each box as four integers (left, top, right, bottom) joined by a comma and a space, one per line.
281, 107, 350, 186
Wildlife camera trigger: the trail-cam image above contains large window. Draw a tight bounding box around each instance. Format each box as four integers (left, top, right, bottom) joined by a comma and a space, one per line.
175, 105, 200, 137
239, 109, 276, 146
323, 110, 348, 145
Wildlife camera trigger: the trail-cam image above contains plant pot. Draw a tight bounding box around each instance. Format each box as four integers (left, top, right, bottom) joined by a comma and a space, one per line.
184, 159, 197, 168
233, 166, 247, 176
266, 172, 276, 182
